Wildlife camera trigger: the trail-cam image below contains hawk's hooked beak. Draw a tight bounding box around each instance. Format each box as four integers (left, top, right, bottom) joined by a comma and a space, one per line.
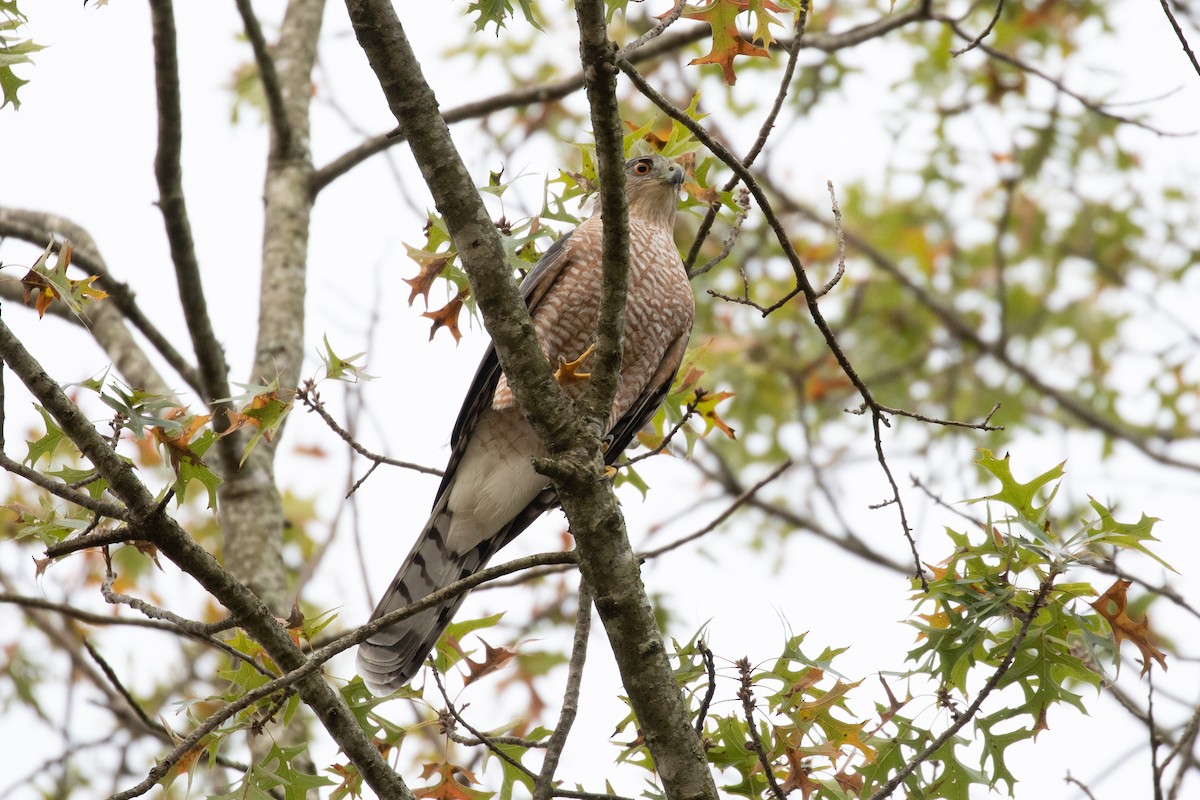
667, 164, 685, 188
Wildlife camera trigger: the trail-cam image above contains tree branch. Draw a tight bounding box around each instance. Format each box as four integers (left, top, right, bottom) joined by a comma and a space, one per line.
148, 0, 232, 410
234, 0, 294, 155
534, 580, 593, 800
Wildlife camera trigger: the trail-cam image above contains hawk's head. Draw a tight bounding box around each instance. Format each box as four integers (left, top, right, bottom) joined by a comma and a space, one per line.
625, 154, 684, 226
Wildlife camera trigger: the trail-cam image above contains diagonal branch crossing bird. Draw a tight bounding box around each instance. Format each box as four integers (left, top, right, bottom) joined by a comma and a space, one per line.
357, 154, 695, 694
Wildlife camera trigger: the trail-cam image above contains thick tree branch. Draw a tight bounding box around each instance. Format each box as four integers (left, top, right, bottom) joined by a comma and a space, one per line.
574, 0, 628, 433
342, 3, 717, 796
218, 0, 325, 616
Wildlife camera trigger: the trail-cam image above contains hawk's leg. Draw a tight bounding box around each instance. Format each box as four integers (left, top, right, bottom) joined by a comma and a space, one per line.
555, 343, 596, 386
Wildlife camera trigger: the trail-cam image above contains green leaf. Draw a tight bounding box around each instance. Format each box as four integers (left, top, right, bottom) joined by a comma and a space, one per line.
466, 0, 542, 33
320, 334, 375, 383
24, 405, 65, 466
971, 449, 1064, 526
175, 429, 223, 509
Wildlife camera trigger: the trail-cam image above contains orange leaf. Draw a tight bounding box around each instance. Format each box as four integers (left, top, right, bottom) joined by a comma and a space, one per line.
405, 254, 452, 307
1090, 579, 1168, 675
461, 637, 518, 686
780, 747, 819, 798
423, 288, 470, 343
683, 0, 783, 84
414, 763, 489, 800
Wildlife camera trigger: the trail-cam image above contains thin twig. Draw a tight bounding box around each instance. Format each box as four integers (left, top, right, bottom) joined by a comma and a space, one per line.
690, 187, 751, 279
83, 639, 162, 738
297, 380, 443, 480
694, 640, 717, 736
850, 400, 1003, 432
1166, 700, 1200, 799
818, 180, 847, 297
534, 581, 593, 800
1149, 673, 1165, 800
620, 388, 706, 467
938, 14, 1191, 137
737, 658, 785, 800
1156, 0, 1200, 80
620, 0, 686, 57
638, 460, 793, 560
950, 0, 1005, 56
1064, 774, 1099, 800
430, 662, 538, 781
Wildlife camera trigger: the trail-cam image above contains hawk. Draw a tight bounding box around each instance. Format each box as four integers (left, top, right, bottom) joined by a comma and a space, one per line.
358, 154, 695, 694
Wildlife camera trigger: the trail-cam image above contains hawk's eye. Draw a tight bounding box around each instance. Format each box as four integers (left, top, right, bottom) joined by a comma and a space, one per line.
632, 159, 653, 176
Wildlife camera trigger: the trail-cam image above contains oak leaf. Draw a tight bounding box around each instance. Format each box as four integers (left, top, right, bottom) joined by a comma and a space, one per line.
780, 747, 819, 798
1090, 579, 1167, 675
414, 762, 491, 800
461, 637, 518, 686
423, 288, 470, 343
404, 252, 452, 306
683, 0, 785, 85
19, 242, 109, 319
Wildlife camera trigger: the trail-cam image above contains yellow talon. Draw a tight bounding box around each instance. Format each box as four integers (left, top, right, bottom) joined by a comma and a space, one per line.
555, 343, 596, 386
603, 465, 617, 478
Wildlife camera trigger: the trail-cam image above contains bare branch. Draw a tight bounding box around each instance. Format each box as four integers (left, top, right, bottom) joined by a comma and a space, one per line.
431, 662, 538, 779
620, 0, 686, 57
638, 460, 793, 560
148, 0, 232, 411
534, 580, 593, 800
818, 180, 847, 297
297, 379, 444, 480
313, 6, 930, 195
772, 183, 1200, 474
234, 0, 294, 154
1157, 0, 1200, 80
937, 14, 1192, 136
950, 0, 1005, 56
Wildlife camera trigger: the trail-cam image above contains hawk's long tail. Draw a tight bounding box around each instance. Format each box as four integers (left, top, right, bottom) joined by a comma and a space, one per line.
356, 505, 492, 695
